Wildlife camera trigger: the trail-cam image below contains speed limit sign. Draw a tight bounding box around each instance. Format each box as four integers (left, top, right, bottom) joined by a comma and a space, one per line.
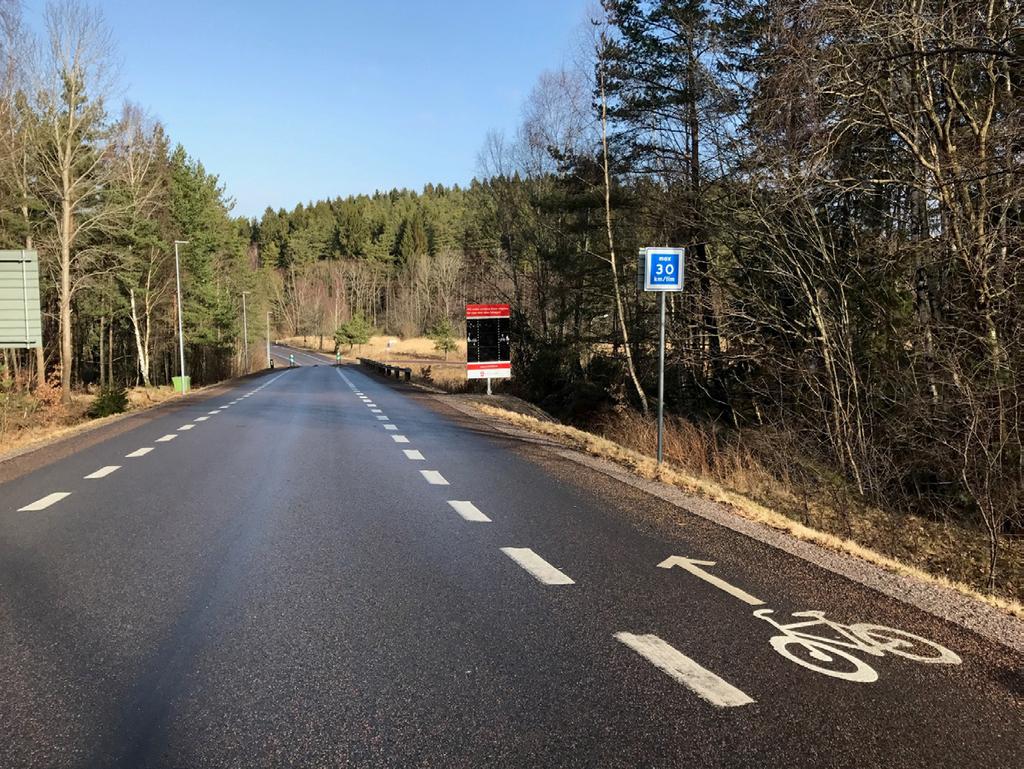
642, 247, 685, 291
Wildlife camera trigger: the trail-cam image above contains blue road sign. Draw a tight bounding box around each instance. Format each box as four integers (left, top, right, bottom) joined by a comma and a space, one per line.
643, 247, 685, 291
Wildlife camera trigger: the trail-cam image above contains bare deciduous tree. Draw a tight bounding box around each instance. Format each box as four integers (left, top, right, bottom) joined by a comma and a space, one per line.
34, 0, 120, 399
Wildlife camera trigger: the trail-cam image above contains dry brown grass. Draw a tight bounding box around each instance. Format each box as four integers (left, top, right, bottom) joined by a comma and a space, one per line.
474, 403, 1024, 619
1, 384, 179, 459
279, 334, 467, 362
412, 363, 471, 393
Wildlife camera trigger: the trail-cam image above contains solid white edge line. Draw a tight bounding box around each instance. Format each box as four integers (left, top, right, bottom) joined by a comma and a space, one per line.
614, 632, 754, 707
448, 500, 491, 522
500, 547, 575, 585
84, 465, 121, 479
420, 470, 448, 485
18, 492, 71, 511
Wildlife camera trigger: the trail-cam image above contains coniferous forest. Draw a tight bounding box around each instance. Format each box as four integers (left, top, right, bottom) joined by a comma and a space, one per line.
2, 1, 1021, 594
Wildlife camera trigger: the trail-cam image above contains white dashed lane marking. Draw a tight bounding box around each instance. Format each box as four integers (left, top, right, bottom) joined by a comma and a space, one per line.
125, 447, 153, 458
178, 424, 194, 431
403, 450, 425, 461
208, 410, 221, 415
448, 500, 491, 522
84, 465, 120, 479
156, 434, 177, 442
371, 409, 383, 414
500, 548, 575, 585
194, 416, 208, 422
614, 633, 754, 708
384, 425, 398, 431
18, 492, 71, 511
392, 435, 409, 444
420, 470, 449, 485
377, 416, 389, 421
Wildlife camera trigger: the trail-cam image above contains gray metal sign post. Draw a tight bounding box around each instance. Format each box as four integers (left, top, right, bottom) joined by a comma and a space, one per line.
641, 247, 685, 465
173, 240, 189, 393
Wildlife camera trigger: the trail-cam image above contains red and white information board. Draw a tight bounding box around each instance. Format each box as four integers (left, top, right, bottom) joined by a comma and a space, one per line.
466, 304, 511, 380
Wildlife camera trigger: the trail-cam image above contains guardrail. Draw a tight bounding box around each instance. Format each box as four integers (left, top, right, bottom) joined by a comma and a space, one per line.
358, 357, 412, 382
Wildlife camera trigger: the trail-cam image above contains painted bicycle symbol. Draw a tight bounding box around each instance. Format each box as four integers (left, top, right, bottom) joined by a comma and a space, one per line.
753, 609, 961, 683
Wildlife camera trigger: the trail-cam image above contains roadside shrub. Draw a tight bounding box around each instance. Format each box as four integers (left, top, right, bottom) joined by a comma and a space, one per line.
88, 385, 129, 418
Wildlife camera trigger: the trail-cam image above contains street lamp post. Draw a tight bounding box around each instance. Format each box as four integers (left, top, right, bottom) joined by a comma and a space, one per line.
266, 311, 271, 368
241, 291, 250, 373
173, 240, 189, 394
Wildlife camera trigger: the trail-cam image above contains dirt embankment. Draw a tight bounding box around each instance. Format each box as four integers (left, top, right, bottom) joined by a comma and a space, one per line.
437, 393, 1024, 615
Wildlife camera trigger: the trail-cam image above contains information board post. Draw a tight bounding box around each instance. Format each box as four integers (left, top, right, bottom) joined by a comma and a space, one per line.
658, 291, 666, 462
466, 304, 511, 393
641, 247, 685, 465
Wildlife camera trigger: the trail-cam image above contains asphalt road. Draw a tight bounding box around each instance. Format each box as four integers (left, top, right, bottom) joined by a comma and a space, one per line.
1, 348, 1021, 768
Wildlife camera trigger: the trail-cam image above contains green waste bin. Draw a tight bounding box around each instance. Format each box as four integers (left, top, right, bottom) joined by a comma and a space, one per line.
172, 375, 191, 393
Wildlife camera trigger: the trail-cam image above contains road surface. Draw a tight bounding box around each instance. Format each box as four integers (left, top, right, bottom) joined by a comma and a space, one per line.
1, 347, 1021, 768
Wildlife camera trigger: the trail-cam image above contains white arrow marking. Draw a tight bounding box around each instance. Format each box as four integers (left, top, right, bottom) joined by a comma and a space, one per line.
657, 556, 765, 606
615, 632, 754, 707
84, 465, 120, 479
501, 547, 575, 585
448, 500, 491, 522
18, 492, 70, 511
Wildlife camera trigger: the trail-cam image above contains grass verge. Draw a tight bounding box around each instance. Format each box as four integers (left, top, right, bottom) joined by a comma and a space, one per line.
3, 384, 180, 460
473, 402, 1024, 621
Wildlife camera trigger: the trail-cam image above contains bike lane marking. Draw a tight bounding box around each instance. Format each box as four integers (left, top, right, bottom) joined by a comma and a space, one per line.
420, 470, 449, 486
84, 465, 120, 480
448, 500, 491, 523
658, 556, 765, 606
614, 632, 754, 707
17, 492, 71, 511
500, 547, 575, 585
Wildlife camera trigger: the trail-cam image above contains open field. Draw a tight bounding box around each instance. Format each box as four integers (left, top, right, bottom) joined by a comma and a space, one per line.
277, 335, 467, 362
281, 335, 479, 393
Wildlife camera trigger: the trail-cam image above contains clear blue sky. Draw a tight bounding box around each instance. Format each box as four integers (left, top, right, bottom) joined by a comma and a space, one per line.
24, 0, 593, 218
